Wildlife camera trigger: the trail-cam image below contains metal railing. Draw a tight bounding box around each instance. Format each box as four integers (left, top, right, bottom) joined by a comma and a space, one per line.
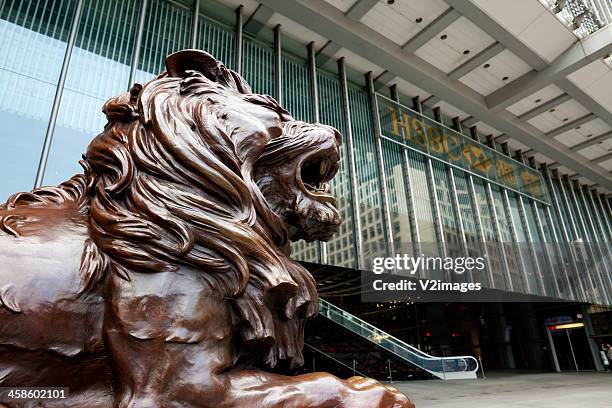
542, 0, 611, 38
318, 299, 479, 380
304, 343, 369, 377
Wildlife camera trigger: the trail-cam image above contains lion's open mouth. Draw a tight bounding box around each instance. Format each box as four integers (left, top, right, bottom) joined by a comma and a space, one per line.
300, 154, 339, 198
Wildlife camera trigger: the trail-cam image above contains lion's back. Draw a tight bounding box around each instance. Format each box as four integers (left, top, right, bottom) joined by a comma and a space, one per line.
0, 206, 105, 357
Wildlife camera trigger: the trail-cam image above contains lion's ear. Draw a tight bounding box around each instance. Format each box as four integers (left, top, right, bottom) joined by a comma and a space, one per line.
165, 49, 252, 94
166, 49, 222, 79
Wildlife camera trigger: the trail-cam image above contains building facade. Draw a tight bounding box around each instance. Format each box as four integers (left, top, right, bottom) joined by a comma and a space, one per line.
1, 0, 612, 375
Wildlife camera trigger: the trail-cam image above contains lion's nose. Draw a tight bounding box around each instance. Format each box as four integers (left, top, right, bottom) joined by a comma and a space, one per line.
318, 124, 342, 146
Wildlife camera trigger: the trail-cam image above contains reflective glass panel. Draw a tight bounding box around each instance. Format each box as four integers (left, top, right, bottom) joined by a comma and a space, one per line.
348, 83, 387, 257
135, 0, 191, 83
44, 0, 139, 185
0, 0, 76, 200
316, 71, 355, 268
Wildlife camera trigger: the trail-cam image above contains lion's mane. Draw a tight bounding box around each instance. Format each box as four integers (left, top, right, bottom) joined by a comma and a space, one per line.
1, 54, 318, 368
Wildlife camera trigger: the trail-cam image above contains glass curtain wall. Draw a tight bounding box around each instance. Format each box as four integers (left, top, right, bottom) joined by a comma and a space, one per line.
490, 185, 525, 292
44, 0, 139, 185
348, 83, 387, 259
536, 202, 571, 299
281, 48, 317, 263
281, 50, 311, 122
507, 192, 541, 296
430, 160, 459, 246
0, 0, 77, 199
522, 199, 555, 296
1, 0, 610, 306
196, 15, 235, 70
317, 71, 356, 269
242, 33, 274, 96
380, 139, 413, 254
454, 170, 488, 286
135, 0, 191, 83
472, 178, 501, 289
574, 186, 612, 302
405, 149, 435, 244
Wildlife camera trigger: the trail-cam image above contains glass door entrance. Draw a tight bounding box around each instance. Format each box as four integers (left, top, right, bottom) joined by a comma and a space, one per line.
547, 324, 595, 371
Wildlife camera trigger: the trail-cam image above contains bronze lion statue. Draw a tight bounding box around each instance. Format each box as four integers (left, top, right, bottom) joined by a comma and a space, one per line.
0, 50, 413, 408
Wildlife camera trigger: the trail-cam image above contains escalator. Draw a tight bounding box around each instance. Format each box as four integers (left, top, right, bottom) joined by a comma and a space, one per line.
311, 299, 480, 380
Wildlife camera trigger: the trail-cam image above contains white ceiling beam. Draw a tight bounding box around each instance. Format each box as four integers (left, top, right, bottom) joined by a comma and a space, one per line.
373, 70, 396, 90
315, 40, 341, 66
448, 42, 505, 80
570, 131, 612, 151
256, 0, 612, 190
461, 116, 479, 128
485, 24, 612, 112
594, 151, 612, 164
545, 113, 597, 138
556, 78, 612, 127
346, 0, 378, 21
495, 134, 511, 143
422, 95, 441, 107
517, 93, 572, 121
402, 8, 461, 53
444, 0, 548, 70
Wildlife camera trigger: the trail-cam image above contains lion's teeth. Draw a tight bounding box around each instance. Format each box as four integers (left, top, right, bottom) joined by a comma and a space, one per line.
320, 161, 328, 177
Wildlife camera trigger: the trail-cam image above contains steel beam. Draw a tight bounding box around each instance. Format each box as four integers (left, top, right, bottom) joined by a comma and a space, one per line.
373, 70, 396, 90
315, 40, 342, 66
366, 71, 395, 257
502, 189, 529, 292
243, 3, 275, 36
448, 42, 505, 80
596, 192, 612, 240
422, 95, 440, 107
389, 85, 421, 248
573, 182, 612, 304
35, 0, 84, 188
486, 183, 513, 291
517, 194, 545, 295
235, 6, 243, 74
542, 166, 580, 300
127, 0, 148, 89
448, 118, 470, 261
256, 0, 612, 190
338, 57, 364, 269
402, 8, 460, 53
190, 0, 200, 48
274, 24, 282, 104
308, 42, 319, 123
560, 175, 600, 303
461, 116, 479, 128
531, 197, 562, 298
308, 41, 326, 263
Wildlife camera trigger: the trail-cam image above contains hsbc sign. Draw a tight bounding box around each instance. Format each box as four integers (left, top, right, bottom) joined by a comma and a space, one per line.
377, 93, 547, 202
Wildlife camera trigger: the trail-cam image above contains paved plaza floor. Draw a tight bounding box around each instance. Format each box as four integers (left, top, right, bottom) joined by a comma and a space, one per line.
393, 371, 612, 408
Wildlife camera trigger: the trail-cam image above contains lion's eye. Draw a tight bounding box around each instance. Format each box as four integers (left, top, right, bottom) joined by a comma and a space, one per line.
268, 125, 282, 138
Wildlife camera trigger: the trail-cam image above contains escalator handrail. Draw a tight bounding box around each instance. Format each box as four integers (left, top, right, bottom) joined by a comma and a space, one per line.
318, 299, 479, 375
303, 343, 369, 377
